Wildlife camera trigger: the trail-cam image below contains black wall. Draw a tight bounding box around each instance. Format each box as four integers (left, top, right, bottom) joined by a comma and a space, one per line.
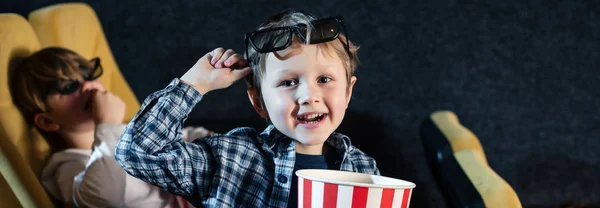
3, 0, 599, 207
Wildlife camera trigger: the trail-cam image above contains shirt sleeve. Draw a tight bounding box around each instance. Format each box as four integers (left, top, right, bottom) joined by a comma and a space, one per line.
53, 160, 86, 205
115, 78, 216, 197
182, 126, 213, 142
72, 123, 127, 207
349, 146, 381, 176
373, 161, 381, 176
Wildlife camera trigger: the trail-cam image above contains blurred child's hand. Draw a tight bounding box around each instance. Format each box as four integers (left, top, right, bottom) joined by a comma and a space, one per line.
180, 47, 252, 94
91, 90, 126, 124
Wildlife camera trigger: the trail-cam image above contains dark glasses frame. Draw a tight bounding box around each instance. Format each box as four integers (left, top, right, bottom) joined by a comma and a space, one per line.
54, 57, 103, 95
244, 16, 351, 65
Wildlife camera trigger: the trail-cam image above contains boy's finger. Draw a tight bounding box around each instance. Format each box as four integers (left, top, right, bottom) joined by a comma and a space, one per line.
81, 81, 105, 93
230, 67, 252, 80
224, 54, 248, 68
215, 49, 235, 68
92, 90, 110, 101
210, 48, 225, 65
204, 53, 214, 65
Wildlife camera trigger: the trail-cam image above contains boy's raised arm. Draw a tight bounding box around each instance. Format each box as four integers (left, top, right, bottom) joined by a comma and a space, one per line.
114, 48, 251, 197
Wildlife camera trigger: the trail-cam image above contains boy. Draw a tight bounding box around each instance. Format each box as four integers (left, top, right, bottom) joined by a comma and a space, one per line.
9, 47, 208, 207
115, 11, 379, 207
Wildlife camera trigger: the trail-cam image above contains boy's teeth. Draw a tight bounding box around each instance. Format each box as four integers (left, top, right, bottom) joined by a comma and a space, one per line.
301, 113, 322, 120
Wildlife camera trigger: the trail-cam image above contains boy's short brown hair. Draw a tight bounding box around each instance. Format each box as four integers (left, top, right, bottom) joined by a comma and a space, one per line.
245, 10, 360, 111
9, 47, 92, 153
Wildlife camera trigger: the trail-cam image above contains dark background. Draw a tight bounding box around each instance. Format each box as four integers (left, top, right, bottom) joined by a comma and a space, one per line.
3, 0, 599, 207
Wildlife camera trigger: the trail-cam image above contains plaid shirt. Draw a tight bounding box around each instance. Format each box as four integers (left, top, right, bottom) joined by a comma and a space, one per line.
115, 79, 380, 207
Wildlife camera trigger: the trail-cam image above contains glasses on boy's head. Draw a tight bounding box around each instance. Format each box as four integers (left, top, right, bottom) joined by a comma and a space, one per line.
244, 16, 351, 65
54, 57, 103, 95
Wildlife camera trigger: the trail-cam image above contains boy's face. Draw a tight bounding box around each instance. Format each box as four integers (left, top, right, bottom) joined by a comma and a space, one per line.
257, 43, 356, 154
43, 76, 104, 134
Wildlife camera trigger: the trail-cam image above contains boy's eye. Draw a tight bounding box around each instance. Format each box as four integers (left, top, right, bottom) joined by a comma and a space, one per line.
318, 76, 332, 83
279, 80, 298, 87
57, 80, 80, 95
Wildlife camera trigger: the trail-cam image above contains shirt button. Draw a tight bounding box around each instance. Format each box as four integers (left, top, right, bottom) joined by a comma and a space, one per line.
277, 174, 288, 184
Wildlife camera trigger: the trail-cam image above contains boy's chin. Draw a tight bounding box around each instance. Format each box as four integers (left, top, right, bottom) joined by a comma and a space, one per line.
292, 134, 329, 145
294, 126, 334, 138
292, 136, 330, 154
279, 123, 334, 141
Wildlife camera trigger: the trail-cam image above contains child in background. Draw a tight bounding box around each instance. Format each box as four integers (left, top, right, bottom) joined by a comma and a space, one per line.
115, 10, 379, 207
9, 47, 210, 207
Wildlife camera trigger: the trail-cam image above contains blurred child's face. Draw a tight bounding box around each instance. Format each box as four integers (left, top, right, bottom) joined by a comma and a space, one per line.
259, 42, 356, 154
45, 76, 105, 134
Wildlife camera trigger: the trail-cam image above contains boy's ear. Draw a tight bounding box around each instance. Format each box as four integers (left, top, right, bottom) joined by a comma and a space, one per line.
247, 88, 269, 118
345, 76, 357, 107
33, 113, 60, 132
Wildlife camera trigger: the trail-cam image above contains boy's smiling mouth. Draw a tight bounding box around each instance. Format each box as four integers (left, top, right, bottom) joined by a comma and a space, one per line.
296, 112, 328, 124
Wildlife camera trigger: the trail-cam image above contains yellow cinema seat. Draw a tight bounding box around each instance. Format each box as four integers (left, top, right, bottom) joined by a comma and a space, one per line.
421, 110, 522, 208
29, 2, 140, 122
430, 110, 488, 164
455, 149, 522, 208
0, 13, 56, 208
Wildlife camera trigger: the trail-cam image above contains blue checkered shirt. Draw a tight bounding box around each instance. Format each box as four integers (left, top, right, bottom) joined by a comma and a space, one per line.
115, 78, 380, 207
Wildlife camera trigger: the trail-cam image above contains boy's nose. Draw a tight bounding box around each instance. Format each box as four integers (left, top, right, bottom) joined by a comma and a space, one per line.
80, 80, 106, 93
296, 82, 320, 105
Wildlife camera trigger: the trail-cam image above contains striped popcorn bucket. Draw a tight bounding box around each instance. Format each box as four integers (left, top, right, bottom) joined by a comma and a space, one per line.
296, 169, 416, 208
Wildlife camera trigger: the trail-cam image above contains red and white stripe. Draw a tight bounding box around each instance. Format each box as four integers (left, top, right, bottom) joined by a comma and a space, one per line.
298, 178, 413, 208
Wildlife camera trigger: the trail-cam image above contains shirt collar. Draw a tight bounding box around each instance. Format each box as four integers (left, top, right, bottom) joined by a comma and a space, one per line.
257, 124, 354, 155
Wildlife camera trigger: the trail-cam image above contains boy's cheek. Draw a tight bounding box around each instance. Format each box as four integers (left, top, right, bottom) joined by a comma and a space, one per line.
264, 92, 291, 106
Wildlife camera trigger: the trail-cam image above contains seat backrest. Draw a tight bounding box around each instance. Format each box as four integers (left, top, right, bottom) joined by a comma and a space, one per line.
454, 149, 522, 208
421, 110, 522, 208
28, 2, 140, 122
430, 110, 487, 163
0, 13, 55, 208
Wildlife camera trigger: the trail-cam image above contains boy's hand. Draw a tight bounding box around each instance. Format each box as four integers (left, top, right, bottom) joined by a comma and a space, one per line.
180, 48, 252, 94
91, 90, 126, 124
